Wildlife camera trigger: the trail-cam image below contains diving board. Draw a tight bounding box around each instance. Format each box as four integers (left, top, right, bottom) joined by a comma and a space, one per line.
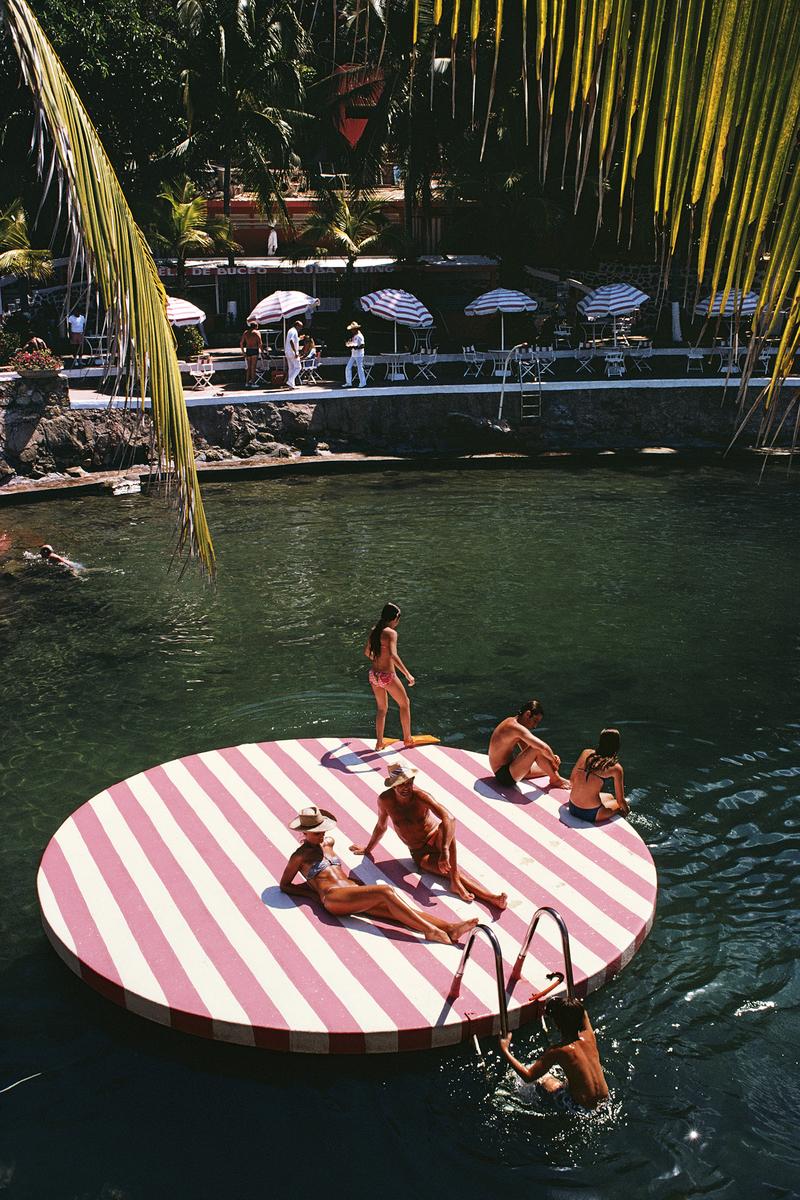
37, 737, 657, 1053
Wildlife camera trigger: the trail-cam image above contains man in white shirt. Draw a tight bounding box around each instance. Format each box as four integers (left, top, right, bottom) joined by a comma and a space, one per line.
285, 319, 302, 389
344, 321, 366, 388
67, 312, 86, 364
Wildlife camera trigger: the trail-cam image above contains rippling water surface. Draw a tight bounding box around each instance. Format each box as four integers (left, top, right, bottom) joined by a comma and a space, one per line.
1, 461, 799, 1199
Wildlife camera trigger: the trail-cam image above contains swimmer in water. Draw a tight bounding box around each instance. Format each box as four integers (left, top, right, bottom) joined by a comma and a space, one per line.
280, 806, 479, 945
39, 544, 81, 576
499, 996, 610, 1110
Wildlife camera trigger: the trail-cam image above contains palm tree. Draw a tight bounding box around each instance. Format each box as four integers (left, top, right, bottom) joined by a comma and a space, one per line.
1, 0, 216, 575
151, 177, 241, 289
176, 0, 308, 261
0, 201, 54, 283
303, 188, 390, 307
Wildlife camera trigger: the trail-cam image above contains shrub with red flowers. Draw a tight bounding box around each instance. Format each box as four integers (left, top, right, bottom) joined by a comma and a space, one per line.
8, 347, 63, 374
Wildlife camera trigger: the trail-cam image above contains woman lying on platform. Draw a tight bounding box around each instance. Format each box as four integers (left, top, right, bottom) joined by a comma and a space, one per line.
280, 805, 479, 945
568, 728, 630, 824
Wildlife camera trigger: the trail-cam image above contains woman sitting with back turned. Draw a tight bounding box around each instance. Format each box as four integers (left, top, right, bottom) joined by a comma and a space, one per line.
364, 602, 415, 749
568, 728, 630, 823
280, 805, 478, 945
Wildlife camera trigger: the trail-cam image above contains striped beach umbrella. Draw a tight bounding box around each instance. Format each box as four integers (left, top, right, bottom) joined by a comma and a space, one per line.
465, 288, 538, 352
360, 288, 433, 352
578, 283, 649, 345
248, 290, 320, 324
165, 296, 206, 326
694, 289, 759, 317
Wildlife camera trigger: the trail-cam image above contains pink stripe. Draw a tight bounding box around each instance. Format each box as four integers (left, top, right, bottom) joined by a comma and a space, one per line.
111, 774, 287, 1035
182, 751, 372, 1039
330, 740, 637, 973
239, 742, 488, 1032
40, 839, 125, 1005
223, 744, 460, 1042
71, 801, 213, 1031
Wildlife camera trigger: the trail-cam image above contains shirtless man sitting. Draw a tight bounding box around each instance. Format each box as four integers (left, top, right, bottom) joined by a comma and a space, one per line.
488, 699, 570, 789
350, 762, 507, 909
499, 996, 610, 1110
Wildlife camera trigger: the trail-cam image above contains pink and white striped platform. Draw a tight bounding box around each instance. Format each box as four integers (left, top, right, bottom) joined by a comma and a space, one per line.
37, 738, 657, 1053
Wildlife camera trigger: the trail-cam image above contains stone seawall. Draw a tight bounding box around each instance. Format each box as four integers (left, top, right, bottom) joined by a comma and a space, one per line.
0, 375, 789, 484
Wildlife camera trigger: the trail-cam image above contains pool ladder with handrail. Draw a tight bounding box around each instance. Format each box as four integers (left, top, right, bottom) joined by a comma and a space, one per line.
449, 906, 576, 1058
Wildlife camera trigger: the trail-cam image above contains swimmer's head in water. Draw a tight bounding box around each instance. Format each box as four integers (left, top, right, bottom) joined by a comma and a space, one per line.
40, 544, 53, 558
517, 699, 544, 724
545, 996, 585, 1041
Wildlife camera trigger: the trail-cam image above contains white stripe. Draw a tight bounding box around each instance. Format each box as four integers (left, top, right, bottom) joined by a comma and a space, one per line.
189, 750, 397, 1043
53, 815, 170, 1016
239, 742, 489, 1030
96, 783, 256, 1036
37, 868, 77, 957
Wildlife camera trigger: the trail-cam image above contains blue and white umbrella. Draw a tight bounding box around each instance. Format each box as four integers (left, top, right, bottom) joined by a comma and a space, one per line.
577, 283, 649, 345
465, 288, 538, 352
360, 288, 433, 352
694, 289, 759, 318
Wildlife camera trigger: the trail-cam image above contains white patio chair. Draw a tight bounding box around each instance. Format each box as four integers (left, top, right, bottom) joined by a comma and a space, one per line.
554, 324, 573, 349
189, 358, 214, 390
412, 350, 437, 381
604, 351, 626, 378
299, 353, 322, 385
575, 345, 595, 375
535, 349, 557, 377
254, 353, 274, 387
630, 346, 653, 373
686, 348, 705, 374
462, 345, 484, 378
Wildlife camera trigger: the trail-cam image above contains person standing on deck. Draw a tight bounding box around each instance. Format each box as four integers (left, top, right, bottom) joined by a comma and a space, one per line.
285, 319, 302, 389
350, 761, 507, 909
364, 602, 414, 748
240, 321, 262, 389
344, 321, 366, 388
67, 312, 86, 364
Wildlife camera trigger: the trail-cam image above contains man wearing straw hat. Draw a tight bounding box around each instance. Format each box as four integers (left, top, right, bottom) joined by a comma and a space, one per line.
350, 762, 508, 910
344, 321, 367, 388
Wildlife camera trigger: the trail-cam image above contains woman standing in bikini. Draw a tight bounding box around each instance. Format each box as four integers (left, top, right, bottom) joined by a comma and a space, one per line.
568, 728, 630, 823
364, 602, 415, 749
280, 806, 478, 945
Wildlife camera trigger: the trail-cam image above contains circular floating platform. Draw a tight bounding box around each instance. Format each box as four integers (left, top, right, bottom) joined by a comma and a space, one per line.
37, 738, 657, 1053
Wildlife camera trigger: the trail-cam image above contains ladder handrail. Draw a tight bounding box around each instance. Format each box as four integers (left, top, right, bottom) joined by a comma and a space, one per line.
511, 906, 576, 999
450, 923, 509, 1038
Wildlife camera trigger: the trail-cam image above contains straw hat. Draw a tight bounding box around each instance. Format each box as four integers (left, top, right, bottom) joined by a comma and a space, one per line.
346, 321, 361, 332
289, 804, 337, 832
384, 761, 417, 789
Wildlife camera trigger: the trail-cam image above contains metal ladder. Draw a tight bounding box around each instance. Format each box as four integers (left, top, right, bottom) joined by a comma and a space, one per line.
519, 363, 543, 422
449, 908, 576, 1060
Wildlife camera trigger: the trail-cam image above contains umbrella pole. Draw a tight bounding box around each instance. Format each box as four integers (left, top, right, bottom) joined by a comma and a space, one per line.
394, 321, 397, 354
500, 312, 505, 353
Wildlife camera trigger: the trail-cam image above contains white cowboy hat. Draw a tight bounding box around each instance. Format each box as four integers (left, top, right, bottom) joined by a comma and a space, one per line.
384, 762, 417, 789
288, 804, 337, 831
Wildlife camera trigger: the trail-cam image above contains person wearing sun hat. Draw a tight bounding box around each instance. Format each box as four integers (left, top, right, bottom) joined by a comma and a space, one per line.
344, 321, 366, 388
280, 803, 479, 945
349, 762, 508, 910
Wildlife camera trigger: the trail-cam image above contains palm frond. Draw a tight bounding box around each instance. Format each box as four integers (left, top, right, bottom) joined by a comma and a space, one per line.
2, 0, 215, 576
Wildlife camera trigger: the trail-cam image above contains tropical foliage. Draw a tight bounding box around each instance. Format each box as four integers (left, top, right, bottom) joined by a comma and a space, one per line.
9, 345, 63, 372
1, 0, 215, 575
151, 177, 241, 288
0, 201, 53, 282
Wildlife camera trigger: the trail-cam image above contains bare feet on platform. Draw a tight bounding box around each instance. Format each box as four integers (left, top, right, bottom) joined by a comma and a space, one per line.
490, 892, 508, 910
452, 881, 475, 903
448, 917, 480, 943
425, 926, 452, 945
552, 776, 571, 789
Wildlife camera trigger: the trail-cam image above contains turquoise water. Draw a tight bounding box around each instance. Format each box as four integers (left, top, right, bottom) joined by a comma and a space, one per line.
1, 462, 799, 1199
